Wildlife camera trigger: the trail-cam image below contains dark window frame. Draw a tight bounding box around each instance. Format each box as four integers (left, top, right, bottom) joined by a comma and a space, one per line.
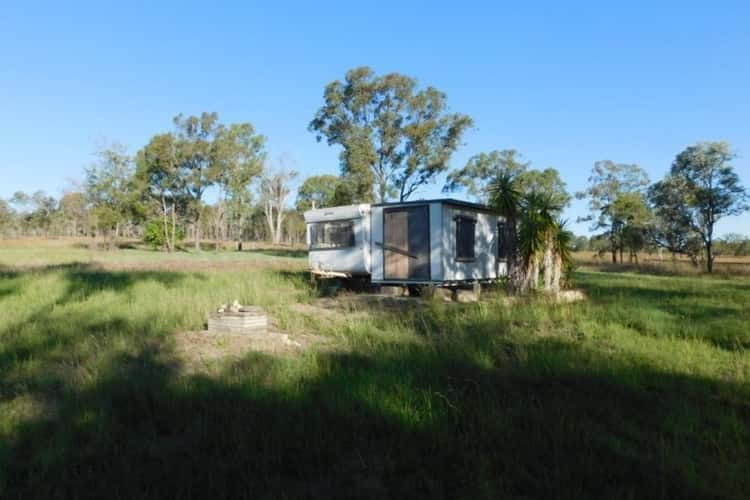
308, 219, 356, 250
455, 216, 476, 262
497, 221, 508, 260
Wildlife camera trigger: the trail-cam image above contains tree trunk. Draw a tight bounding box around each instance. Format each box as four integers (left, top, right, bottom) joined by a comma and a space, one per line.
161, 196, 170, 252
265, 200, 276, 244
170, 201, 177, 252
542, 235, 553, 292
551, 253, 562, 292
194, 213, 201, 251
274, 210, 284, 245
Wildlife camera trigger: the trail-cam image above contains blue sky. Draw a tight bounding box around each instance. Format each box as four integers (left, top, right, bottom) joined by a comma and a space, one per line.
1, 1, 749, 236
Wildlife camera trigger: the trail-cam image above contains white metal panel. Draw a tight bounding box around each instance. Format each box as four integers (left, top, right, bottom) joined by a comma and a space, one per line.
307, 215, 370, 274
370, 206, 384, 280
304, 204, 369, 223
429, 202, 443, 281
306, 205, 372, 275
443, 206, 503, 281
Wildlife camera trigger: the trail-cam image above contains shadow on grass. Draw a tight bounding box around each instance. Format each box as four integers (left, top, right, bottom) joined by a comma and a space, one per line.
1, 268, 749, 498
2, 318, 748, 498
246, 247, 309, 259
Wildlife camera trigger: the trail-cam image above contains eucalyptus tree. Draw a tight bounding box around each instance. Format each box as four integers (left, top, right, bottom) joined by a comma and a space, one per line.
654, 142, 747, 272
85, 144, 141, 246
172, 112, 224, 251
214, 123, 266, 251
310, 66, 473, 202
296, 174, 342, 211
260, 166, 298, 245
446, 149, 570, 208
577, 160, 650, 263
0, 199, 12, 236
136, 133, 184, 252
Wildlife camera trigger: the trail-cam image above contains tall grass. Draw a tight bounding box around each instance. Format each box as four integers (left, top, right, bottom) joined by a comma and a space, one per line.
0, 243, 748, 498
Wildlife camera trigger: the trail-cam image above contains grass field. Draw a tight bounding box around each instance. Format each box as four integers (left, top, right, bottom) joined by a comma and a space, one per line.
1, 241, 749, 498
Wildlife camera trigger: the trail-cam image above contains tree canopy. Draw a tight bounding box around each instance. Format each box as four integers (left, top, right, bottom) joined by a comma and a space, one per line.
651, 141, 747, 271
295, 174, 342, 211
445, 149, 571, 209
577, 160, 650, 263
310, 66, 473, 202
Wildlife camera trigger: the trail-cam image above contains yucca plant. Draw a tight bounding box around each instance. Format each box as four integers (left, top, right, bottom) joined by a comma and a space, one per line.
551, 219, 575, 291
488, 172, 523, 292
518, 191, 560, 293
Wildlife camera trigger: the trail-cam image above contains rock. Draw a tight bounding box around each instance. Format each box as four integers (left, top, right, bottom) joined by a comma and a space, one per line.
554, 290, 586, 303
422, 287, 453, 302
453, 289, 479, 303
378, 286, 408, 297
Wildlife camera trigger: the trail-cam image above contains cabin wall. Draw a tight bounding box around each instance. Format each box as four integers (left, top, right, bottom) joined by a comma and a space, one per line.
442, 205, 505, 281
371, 207, 384, 281
306, 208, 370, 275
371, 202, 442, 283
429, 203, 443, 281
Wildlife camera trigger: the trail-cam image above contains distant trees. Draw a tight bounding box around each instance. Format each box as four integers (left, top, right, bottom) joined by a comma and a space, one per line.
260, 166, 298, 245
648, 142, 747, 271
136, 133, 184, 252
2, 76, 747, 271
310, 66, 473, 202
215, 123, 266, 251
577, 161, 650, 263
445, 149, 571, 207
84, 144, 141, 245
295, 174, 342, 211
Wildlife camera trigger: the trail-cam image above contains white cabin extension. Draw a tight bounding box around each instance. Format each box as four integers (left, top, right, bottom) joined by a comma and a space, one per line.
304, 199, 507, 286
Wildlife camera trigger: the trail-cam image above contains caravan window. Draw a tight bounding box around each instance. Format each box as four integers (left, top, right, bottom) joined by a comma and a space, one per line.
455, 216, 476, 261
309, 220, 355, 249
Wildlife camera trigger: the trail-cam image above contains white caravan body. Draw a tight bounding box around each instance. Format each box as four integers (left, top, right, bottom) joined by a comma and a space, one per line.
304, 204, 371, 276
305, 199, 507, 284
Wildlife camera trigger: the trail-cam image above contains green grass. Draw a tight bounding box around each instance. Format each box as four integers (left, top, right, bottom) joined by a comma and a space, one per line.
0, 243, 748, 499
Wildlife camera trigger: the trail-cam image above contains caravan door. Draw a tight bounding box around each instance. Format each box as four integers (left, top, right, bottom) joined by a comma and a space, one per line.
383, 205, 430, 281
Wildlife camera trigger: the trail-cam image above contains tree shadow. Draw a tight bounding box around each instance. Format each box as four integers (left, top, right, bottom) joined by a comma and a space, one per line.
246, 248, 309, 259
2, 320, 748, 498
2, 266, 749, 498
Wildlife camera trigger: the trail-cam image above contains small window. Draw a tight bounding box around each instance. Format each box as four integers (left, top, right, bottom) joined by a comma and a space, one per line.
497, 221, 507, 260
455, 216, 476, 261
309, 220, 355, 250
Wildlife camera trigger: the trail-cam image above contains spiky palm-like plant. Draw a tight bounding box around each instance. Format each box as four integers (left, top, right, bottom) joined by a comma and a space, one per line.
518, 191, 560, 293
551, 219, 575, 291
488, 172, 523, 292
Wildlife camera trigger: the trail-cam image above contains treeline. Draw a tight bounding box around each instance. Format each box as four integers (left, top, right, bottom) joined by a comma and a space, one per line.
0, 66, 747, 272
574, 144, 748, 272
570, 233, 750, 258
0, 115, 307, 250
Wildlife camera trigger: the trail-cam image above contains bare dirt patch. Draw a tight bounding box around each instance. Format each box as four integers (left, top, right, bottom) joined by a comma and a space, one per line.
173, 328, 328, 374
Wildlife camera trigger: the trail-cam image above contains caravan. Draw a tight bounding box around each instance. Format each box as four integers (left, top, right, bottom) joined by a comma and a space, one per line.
304, 199, 507, 286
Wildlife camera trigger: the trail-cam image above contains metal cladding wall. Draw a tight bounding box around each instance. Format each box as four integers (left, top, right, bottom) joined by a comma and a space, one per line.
371, 200, 507, 284
441, 204, 507, 281
305, 204, 371, 275
307, 199, 507, 284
